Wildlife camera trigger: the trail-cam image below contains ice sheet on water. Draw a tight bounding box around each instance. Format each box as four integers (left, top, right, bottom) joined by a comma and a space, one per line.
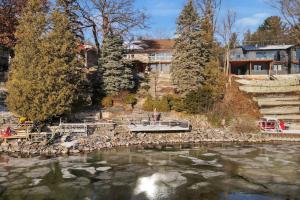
213, 147, 257, 156
59, 177, 90, 188
3, 157, 54, 168
202, 153, 216, 157
24, 167, 51, 178
61, 168, 76, 179
0, 177, 7, 183
188, 182, 210, 190
0, 171, 8, 176
179, 155, 222, 167
180, 170, 199, 175
96, 161, 107, 165
22, 186, 51, 196
71, 167, 96, 174
201, 171, 225, 179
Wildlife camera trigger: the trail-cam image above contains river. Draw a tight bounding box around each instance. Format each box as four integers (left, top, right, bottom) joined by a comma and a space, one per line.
0, 143, 299, 200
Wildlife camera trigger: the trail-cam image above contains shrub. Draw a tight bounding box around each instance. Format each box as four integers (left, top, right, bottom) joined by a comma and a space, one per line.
154, 96, 170, 112
172, 97, 185, 112
142, 96, 171, 112
124, 93, 137, 108
183, 86, 215, 114
101, 96, 113, 108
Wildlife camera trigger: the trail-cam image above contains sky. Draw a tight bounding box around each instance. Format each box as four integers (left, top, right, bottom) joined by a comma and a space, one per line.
133, 0, 279, 40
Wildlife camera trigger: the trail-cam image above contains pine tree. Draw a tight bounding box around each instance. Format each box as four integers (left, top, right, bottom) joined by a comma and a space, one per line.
171, 0, 210, 94
99, 33, 134, 95
7, 0, 82, 121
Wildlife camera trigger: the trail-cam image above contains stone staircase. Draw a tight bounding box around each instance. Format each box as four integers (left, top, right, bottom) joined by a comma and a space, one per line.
148, 73, 175, 97
236, 75, 300, 122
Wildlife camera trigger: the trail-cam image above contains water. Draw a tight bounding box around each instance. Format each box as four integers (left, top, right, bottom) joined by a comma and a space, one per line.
0, 143, 299, 200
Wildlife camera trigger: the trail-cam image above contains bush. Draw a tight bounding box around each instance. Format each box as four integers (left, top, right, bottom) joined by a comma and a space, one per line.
124, 93, 137, 108
172, 97, 185, 112
143, 96, 154, 111
142, 96, 171, 112
101, 96, 113, 108
183, 86, 215, 114
154, 96, 170, 112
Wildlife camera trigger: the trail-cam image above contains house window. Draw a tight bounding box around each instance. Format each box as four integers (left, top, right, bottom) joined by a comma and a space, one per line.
273, 65, 282, 71
254, 65, 262, 71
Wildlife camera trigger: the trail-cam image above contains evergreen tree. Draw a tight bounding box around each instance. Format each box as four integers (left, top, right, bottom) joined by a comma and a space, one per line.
99, 33, 134, 95
171, 0, 210, 94
7, 0, 48, 120
243, 16, 287, 45
7, 0, 82, 121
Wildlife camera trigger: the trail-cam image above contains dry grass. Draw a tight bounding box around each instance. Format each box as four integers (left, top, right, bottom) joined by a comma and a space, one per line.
208, 80, 261, 132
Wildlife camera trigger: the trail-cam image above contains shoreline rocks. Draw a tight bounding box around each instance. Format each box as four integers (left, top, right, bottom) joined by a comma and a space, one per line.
0, 122, 299, 158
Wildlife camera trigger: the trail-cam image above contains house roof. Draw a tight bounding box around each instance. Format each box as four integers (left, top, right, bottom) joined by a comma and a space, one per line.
241, 45, 295, 51
128, 39, 175, 52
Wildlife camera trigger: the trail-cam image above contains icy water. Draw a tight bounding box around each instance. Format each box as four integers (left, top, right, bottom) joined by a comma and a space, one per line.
0, 143, 299, 200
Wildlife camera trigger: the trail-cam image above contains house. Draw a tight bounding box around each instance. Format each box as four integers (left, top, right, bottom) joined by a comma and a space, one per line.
230, 45, 300, 75
126, 39, 175, 74
79, 44, 98, 68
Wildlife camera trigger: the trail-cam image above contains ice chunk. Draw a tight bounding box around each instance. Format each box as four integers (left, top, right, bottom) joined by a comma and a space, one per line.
61, 168, 76, 179
96, 167, 111, 172
180, 155, 222, 167
96, 161, 107, 165
201, 171, 225, 179
202, 153, 216, 157
72, 167, 96, 175
29, 179, 42, 186
0, 177, 7, 183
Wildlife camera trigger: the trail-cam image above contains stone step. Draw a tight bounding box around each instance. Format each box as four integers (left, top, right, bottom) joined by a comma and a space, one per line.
253, 96, 299, 102
258, 101, 300, 107
240, 85, 300, 93
264, 114, 300, 120
236, 79, 300, 87
260, 106, 300, 115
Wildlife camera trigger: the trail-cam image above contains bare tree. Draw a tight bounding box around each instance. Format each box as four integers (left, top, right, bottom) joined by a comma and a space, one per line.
270, 0, 300, 44
218, 10, 236, 76
195, 0, 222, 33
78, 0, 147, 52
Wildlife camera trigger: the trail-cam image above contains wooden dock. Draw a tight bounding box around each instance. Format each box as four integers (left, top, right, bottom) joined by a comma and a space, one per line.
128, 120, 191, 132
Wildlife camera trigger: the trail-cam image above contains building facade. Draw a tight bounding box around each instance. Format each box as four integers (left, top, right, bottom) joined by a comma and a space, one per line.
126, 39, 174, 74
230, 45, 300, 75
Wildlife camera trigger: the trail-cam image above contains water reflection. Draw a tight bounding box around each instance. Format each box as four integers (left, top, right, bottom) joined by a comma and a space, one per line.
134, 172, 187, 199
0, 143, 299, 200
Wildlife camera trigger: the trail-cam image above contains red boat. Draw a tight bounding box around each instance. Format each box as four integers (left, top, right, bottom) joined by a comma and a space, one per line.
258, 117, 287, 132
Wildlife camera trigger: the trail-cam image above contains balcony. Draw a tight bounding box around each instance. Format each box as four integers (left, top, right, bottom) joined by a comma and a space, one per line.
149, 53, 172, 62
230, 54, 274, 62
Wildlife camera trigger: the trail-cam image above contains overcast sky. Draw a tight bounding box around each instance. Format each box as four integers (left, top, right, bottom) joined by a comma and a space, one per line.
133, 0, 278, 40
